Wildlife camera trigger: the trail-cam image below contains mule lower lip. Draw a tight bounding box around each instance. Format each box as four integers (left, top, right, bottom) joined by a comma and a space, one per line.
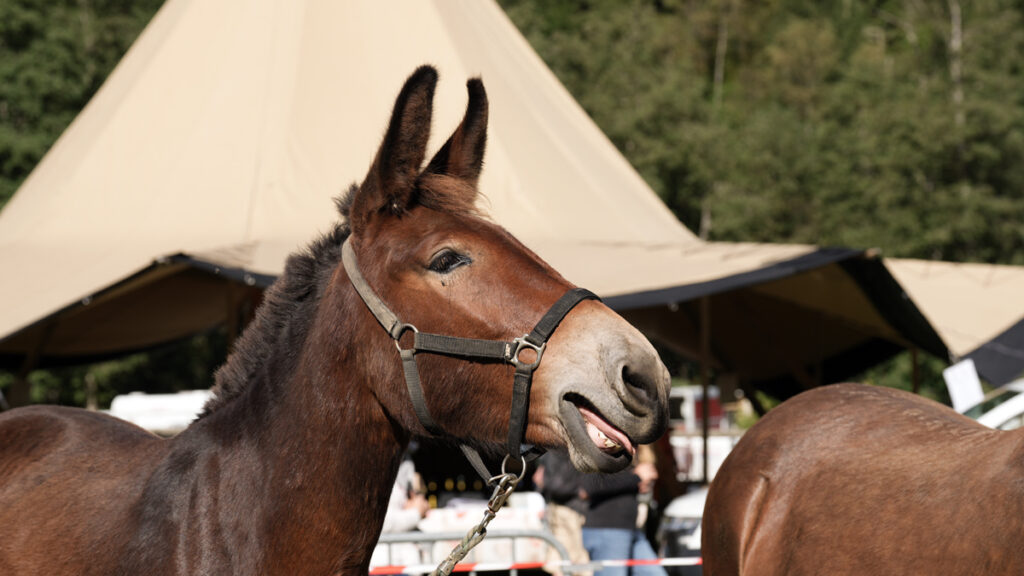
578, 406, 635, 458
559, 395, 636, 473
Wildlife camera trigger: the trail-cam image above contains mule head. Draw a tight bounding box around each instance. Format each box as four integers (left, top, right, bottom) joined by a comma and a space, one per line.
337, 66, 669, 473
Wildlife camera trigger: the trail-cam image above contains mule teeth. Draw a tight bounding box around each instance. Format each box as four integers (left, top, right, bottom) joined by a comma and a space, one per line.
597, 430, 622, 449
592, 422, 623, 451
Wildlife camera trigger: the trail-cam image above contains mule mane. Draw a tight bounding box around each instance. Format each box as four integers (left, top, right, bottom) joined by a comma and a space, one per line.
201, 181, 481, 416
201, 219, 350, 416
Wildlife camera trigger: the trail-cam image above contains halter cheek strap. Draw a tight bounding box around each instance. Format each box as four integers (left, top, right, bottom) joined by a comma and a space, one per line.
341, 238, 599, 480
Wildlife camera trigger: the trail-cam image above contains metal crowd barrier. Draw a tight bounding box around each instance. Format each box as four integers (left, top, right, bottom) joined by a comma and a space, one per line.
374, 529, 571, 576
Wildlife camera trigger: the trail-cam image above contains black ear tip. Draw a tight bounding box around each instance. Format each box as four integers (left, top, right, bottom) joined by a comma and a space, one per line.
466, 78, 486, 101
410, 65, 439, 87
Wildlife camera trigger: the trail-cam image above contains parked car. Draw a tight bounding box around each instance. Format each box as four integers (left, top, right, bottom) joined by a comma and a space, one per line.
963, 379, 1024, 430
658, 486, 706, 576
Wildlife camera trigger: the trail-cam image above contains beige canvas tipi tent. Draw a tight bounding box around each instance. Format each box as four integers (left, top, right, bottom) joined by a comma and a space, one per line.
888, 259, 1024, 386
0, 0, 947, 405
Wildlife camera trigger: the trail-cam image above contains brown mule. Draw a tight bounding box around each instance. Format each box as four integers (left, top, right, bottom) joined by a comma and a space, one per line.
0, 66, 670, 575
703, 383, 1024, 575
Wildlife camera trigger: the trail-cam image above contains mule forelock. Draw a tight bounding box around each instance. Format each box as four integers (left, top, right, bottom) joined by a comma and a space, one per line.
337, 177, 481, 223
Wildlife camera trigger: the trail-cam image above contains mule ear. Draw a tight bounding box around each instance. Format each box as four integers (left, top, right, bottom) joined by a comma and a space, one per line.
351, 66, 438, 232
423, 78, 488, 187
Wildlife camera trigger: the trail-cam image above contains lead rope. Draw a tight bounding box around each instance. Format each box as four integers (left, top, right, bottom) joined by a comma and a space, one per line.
430, 457, 524, 576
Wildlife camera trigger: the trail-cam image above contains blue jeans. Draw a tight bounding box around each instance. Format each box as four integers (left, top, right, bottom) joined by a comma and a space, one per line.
582, 527, 667, 576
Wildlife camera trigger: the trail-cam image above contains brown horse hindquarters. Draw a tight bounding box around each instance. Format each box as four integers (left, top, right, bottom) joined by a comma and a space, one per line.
703, 383, 1024, 576
0, 406, 166, 575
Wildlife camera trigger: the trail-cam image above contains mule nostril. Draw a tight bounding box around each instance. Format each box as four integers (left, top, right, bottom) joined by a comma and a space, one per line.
622, 365, 654, 397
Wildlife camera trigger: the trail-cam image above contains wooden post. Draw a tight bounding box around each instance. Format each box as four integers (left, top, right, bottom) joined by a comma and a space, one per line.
85, 371, 98, 411
224, 286, 248, 352
9, 367, 35, 408
9, 322, 57, 408
701, 297, 711, 486
911, 347, 920, 395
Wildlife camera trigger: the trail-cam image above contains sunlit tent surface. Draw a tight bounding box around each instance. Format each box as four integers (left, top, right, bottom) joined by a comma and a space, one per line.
888, 259, 1024, 386
0, 0, 946, 402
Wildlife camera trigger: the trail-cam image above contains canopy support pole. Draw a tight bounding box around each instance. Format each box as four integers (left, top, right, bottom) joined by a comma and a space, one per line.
701, 297, 711, 485
911, 347, 920, 394
225, 284, 262, 352
226, 286, 243, 351
8, 322, 55, 408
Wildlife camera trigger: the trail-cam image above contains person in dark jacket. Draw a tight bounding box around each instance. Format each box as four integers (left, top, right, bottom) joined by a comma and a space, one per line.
536, 451, 591, 576
580, 458, 666, 576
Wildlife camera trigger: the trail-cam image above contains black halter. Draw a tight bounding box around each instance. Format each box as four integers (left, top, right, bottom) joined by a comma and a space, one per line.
341, 238, 599, 479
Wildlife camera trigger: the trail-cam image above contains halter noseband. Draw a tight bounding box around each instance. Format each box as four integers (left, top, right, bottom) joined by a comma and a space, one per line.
341, 238, 598, 479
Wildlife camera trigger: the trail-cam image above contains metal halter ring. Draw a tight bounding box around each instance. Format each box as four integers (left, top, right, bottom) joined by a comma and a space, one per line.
394, 323, 419, 352
498, 454, 528, 479
510, 337, 545, 370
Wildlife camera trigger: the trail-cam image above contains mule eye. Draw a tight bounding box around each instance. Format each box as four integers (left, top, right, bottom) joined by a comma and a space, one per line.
428, 249, 471, 274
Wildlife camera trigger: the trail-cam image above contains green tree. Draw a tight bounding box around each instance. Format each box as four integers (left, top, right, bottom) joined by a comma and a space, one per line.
0, 0, 163, 206
500, 0, 1024, 398
499, 0, 1024, 264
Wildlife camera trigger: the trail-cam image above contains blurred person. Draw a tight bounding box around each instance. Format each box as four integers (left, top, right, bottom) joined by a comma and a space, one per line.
580, 445, 666, 576
382, 459, 430, 533
372, 458, 430, 569
535, 451, 592, 576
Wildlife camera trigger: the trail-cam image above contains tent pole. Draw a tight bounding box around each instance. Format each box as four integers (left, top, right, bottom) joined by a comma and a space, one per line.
701, 297, 711, 485
8, 322, 55, 408
10, 360, 36, 409
225, 285, 254, 351
226, 286, 240, 351
225, 285, 262, 352
11, 361, 38, 408
911, 347, 920, 395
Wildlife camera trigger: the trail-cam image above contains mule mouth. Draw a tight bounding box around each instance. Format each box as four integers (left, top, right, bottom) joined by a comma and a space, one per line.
560, 394, 636, 472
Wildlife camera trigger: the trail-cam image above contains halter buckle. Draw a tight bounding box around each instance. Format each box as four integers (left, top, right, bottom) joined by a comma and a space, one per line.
511, 336, 545, 370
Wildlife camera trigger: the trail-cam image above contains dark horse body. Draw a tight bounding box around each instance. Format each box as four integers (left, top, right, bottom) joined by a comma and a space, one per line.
0, 67, 670, 575
703, 383, 1024, 575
